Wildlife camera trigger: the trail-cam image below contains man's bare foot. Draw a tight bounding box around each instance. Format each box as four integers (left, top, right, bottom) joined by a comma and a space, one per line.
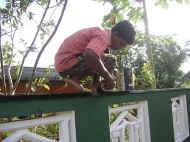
64, 78, 92, 93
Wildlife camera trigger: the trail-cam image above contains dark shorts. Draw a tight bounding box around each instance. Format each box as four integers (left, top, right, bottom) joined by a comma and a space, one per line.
59, 55, 92, 79
59, 54, 117, 79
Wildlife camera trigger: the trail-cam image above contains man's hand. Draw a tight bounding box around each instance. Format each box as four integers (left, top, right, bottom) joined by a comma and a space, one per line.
83, 49, 116, 90
102, 73, 116, 90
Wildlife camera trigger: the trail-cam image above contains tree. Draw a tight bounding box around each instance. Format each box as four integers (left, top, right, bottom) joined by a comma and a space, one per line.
0, 0, 68, 95
120, 35, 186, 89
154, 0, 190, 8
95, 0, 188, 89
151, 36, 186, 88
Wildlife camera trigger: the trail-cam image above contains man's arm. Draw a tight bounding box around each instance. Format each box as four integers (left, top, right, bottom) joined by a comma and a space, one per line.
83, 48, 115, 89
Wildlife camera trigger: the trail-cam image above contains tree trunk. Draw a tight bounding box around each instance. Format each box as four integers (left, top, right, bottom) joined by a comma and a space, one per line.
142, 0, 156, 88
0, 13, 7, 95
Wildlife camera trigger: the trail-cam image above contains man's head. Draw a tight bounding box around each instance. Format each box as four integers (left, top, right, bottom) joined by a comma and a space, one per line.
110, 20, 136, 50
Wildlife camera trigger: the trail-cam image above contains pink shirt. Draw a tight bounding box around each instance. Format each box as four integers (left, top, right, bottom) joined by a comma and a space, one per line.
54, 27, 111, 72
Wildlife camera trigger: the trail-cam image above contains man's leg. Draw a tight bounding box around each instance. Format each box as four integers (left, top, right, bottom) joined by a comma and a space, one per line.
102, 54, 117, 75
99, 54, 117, 90
59, 58, 95, 92
89, 54, 118, 91
59, 54, 117, 92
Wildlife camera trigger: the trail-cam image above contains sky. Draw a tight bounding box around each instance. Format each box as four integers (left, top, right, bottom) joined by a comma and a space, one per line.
1, 0, 190, 72
14, 0, 112, 68
147, 1, 190, 42
146, 1, 190, 73
0, 0, 5, 8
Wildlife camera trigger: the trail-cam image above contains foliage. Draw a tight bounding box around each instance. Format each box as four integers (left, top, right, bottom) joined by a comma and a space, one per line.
178, 71, 190, 87
155, 0, 190, 8
137, 63, 155, 89
154, 44, 185, 88
180, 80, 190, 88
111, 33, 186, 89
2, 41, 17, 65
29, 72, 50, 92
95, 0, 188, 89
94, 0, 190, 26
2, 123, 59, 141
31, 123, 59, 140
94, 0, 143, 27
31, 66, 53, 92
133, 35, 186, 89
0, 0, 51, 19
0, 0, 68, 95
0, 112, 59, 140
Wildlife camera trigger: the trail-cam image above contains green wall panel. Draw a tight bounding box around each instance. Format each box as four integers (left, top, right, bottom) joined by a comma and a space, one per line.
0, 88, 189, 142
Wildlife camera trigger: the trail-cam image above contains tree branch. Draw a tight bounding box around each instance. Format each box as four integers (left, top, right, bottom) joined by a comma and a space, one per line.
12, 0, 51, 95
7, 15, 18, 95
26, 0, 68, 95
0, 13, 7, 95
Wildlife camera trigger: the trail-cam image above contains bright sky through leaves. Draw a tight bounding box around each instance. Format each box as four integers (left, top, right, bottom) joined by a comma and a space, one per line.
1, 0, 190, 73
0, 0, 5, 9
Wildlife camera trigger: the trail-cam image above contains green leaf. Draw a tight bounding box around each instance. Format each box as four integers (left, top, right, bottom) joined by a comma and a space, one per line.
43, 84, 50, 90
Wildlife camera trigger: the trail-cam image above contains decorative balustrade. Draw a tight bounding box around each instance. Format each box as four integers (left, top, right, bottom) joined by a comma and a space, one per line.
0, 88, 189, 142
0, 112, 76, 142
172, 95, 189, 142
109, 101, 151, 142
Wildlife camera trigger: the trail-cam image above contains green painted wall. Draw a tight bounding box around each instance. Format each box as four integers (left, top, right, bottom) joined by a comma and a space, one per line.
0, 88, 190, 142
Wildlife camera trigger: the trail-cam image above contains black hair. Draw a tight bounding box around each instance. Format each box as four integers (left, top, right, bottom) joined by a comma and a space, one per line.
111, 20, 136, 45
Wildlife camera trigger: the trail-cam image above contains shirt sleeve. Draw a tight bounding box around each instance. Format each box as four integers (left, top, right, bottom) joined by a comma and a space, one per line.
86, 36, 108, 57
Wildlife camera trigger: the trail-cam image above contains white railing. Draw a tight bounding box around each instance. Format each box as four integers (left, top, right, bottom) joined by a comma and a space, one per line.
0, 111, 76, 142
109, 101, 151, 142
172, 95, 189, 142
